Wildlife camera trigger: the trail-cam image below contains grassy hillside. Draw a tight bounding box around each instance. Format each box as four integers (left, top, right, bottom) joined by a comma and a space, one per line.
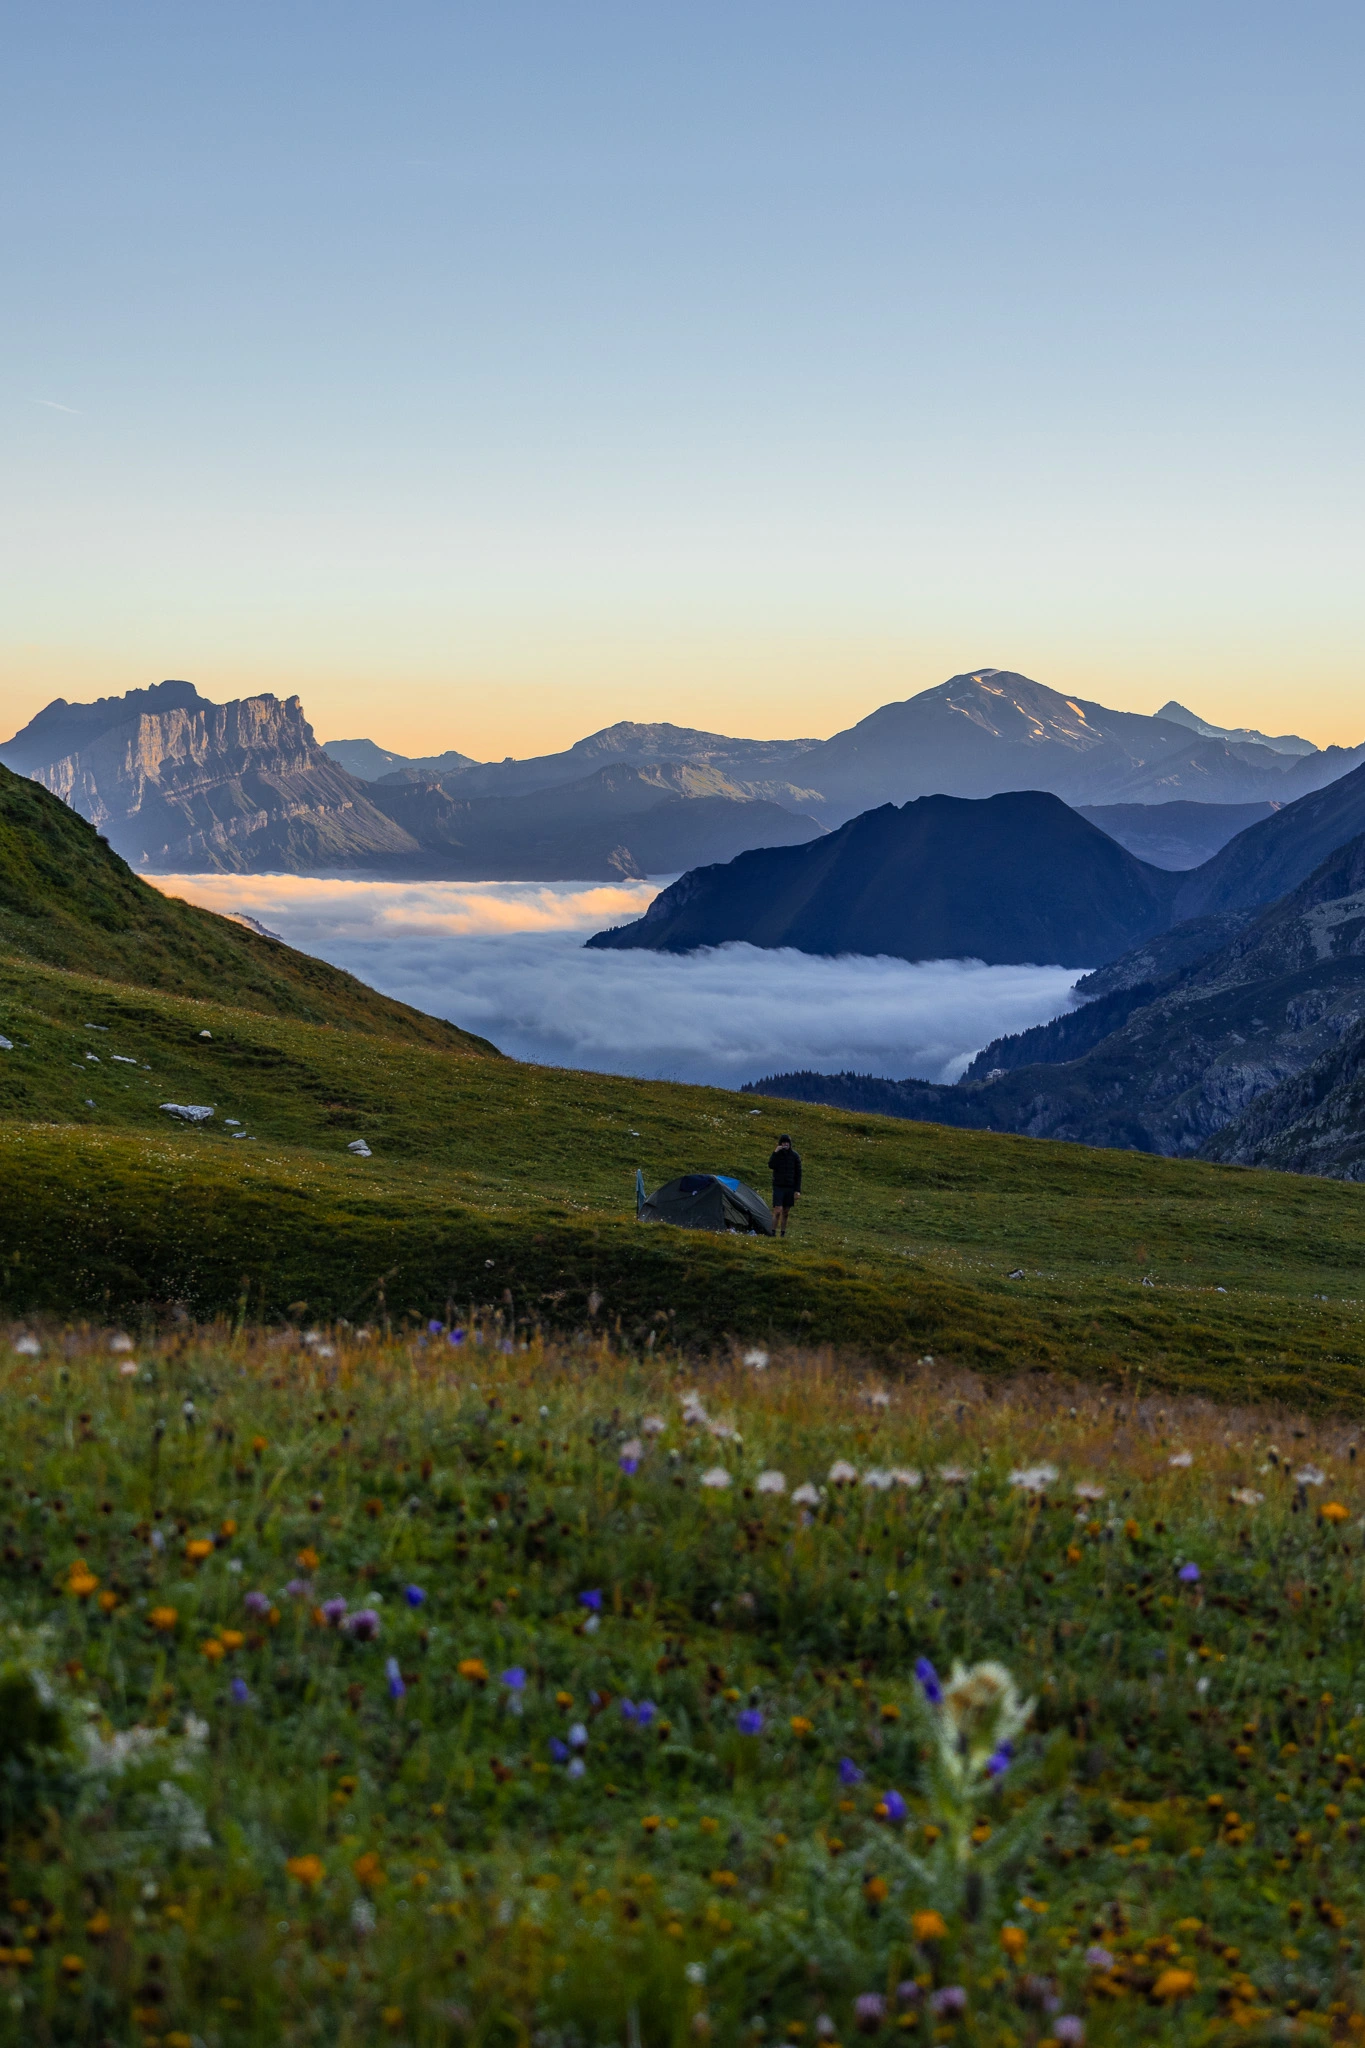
3, 759, 1364, 1397
3, 947, 1365, 1404
0, 763, 492, 1050
3, 1327, 1364, 2046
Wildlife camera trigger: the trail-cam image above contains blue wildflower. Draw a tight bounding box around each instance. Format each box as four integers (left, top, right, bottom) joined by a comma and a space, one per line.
737, 1708, 764, 1735
578, 1589, 603, 1612
914, 1657, 943, 1705
1178, 1562, 1201, 1584
549, 1737, 569, 1763
386, 1657, 406, 1701
404, 1584, 426, 1608
635, 1700, 657, 1727
230, 1677, 250, 1705
502, 1666, 526, 1690
986, 1742, 1013, 1778
880, 1788, 908, 1823
838, 1757, 865, 1786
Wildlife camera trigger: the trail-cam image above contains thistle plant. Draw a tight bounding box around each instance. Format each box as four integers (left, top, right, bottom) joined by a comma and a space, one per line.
906, 1656, 1051, 1921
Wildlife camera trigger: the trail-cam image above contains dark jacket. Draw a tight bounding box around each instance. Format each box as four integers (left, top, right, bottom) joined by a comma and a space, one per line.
768, 1146, 802, 1194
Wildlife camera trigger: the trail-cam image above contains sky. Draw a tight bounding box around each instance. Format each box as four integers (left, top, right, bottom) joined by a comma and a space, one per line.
147, 874, 1083, 1087
3, 2, 1363, 759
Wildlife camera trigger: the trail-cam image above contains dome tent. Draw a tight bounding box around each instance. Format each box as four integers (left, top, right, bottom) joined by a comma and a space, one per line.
636, 1169, 775, 1235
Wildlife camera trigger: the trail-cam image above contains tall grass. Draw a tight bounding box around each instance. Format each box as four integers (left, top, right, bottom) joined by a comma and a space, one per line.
1, 1322, 1363, 2043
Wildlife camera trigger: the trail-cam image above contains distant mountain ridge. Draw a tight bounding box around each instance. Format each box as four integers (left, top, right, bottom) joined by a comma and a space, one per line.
587, 791, 1182, 968
328, 669, 1365, 824
746, 819, 1365, 1180
5, 667, 1363, 879
0, 687, 821, 879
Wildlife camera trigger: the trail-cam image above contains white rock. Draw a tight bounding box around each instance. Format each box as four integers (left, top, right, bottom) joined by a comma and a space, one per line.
347, 1139, 372, 1157
0, 1035, 12, 1051
160, 1103, 214, 1123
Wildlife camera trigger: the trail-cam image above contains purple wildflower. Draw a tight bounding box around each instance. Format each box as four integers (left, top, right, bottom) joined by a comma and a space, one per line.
929, 1988, 966, 2017
404, 1584, 426, 1608
854, 1994, 885, 2033
230, 1677, 251, 1705
1178, 1562, 1201, 1584
986, 1740, 1013, 1778
386, 1657, 406, 1701
838, 1757, 865, 1786
243, 1589, 271, 1618
321, 1597, 348, 1627
568, 1721, 588, 1749
1084, 1945, 1113, 1971
428, 1319, 444, 1335
549, 1738, 569, 1763
448, 1329, 465, 1346
567, 1756, 586, 1779
880, 1789, 907, 1823
914, 1657, 943, 1705
578, 1589, 603, 1612
1055, 2022, 1085, 2046
895, 1983, 921, 2007
344, 1608, 381, 1641
501, 1666, 526, 1690
621, 1698, 638, 1722
737, 1708, 764, 1736
285, 1577, 312, 1600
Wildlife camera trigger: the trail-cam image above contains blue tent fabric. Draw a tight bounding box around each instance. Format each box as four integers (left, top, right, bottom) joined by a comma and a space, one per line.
638, 1172, 775, 1235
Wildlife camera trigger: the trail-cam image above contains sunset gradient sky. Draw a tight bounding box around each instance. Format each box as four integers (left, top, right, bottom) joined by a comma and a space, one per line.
3, 2, 1362, 758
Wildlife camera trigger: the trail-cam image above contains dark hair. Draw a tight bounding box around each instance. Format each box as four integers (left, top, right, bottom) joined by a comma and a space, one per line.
778, 1134, 791, 1143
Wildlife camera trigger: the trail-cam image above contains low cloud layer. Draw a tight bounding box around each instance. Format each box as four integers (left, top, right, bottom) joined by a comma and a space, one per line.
153, 874, 1085, 1088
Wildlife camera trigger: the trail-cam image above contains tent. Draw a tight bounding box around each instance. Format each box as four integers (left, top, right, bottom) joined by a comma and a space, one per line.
636, 1168, 775, 1235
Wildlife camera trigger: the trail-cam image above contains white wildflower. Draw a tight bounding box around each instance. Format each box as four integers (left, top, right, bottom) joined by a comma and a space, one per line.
756, 1470, 786, 1495
828, 1460, 858, 1485
109, 1334, 134, 1352
1168, 1452, 1193, 1468
119, 1361, 139, 1377
83, 1724, 167, 1776
149, 1780, 212, 1852
743, 1348, 769, 1369
1229, 1487, 1265, 1507
1296, 1465, 1326, 1487
699, 1467, 732, 1489
618, 1437, 643, 1463
891, 1468, 923, 1489
791, 1482, 821, 1506
641, 1416, 666, 1436
13, 1336, 40, 1357
937, 1464, 972, 1483
1008, 1464, 1059, 1493
863, 1389, 891, 1408
1073, 1481, 1106, 1501
862, 1469, 894, 1491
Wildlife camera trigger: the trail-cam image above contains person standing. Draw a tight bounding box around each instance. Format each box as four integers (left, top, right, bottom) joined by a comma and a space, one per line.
768, 1134, 802, 1238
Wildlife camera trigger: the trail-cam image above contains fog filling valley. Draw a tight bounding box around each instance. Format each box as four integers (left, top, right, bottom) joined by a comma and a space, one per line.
152, 874, 1085, 1088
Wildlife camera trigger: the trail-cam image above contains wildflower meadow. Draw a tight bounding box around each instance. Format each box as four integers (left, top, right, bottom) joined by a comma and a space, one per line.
2, 1321, 1364, 2047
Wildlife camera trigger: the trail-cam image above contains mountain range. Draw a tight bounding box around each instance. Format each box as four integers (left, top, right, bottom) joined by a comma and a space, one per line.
4, 666, 1362, 882
743, 767, 1365, 1179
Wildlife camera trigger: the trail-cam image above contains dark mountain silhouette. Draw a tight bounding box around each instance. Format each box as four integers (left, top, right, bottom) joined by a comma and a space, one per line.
1173, 760, 1365, 920
747, 833, 1365, 1174
587, 791, 1181, 968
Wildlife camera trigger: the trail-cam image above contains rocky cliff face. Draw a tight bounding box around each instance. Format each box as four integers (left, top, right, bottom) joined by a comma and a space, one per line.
2, 687, 421, 871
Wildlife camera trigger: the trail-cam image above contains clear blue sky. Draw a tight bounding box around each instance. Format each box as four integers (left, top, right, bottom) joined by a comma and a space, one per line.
3, 2, 1361, 755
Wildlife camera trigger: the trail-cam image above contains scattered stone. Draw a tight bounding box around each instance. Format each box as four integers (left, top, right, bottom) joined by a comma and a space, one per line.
347, 1139, 372, 1157
0, 1035, 11, 1052
199, 1030, 212, 1040
160, 1103, 215, 1123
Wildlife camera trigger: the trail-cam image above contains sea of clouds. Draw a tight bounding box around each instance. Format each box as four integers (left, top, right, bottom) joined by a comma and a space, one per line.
150, 874, 1085, 1088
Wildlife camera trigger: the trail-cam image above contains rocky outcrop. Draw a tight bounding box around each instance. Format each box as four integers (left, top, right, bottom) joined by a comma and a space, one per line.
2, 685, 418, 871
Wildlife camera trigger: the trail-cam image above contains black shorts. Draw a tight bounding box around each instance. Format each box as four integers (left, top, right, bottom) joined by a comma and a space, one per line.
772, 1187, 798, 1209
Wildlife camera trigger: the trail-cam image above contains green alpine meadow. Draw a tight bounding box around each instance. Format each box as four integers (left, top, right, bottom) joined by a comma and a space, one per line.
4, 765, 1365, 2047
